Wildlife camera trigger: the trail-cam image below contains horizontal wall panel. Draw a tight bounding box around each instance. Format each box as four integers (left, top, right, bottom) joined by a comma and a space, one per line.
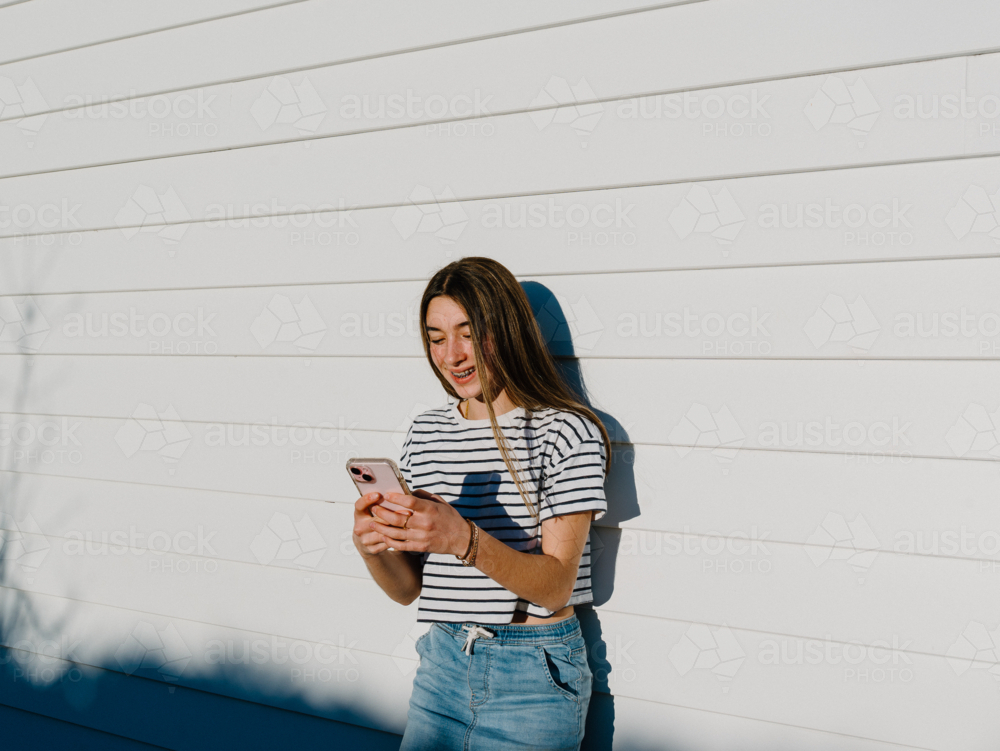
577, 609, 997, 751
0, 587, 416, 739
1, 24, 985, 178
6, 411, 997, 567
3, 257, 1000, 359
582, 691, 925, 751
0, 656, 403, 751
0, 703, 164, 751
0, 357, 995, 475
3, 507, 997, 674
0, 592, 963, 751
1, 528, 419, 657
0, 0, 684, 122
3, 0, 999, 130
3, 154, 1000, 297
0, 470, 374, 580
592, 528, 999, 666
3, 548, 989, 748
0, 0, 296, 65
0, 56, 969, 237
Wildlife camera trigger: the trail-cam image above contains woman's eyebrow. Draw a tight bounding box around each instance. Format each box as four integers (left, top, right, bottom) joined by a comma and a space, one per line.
425, 321, 470, 332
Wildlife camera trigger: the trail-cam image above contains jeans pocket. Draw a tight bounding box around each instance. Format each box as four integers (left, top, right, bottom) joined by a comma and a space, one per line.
414, 627, 432, 657
538, 644, 584, 702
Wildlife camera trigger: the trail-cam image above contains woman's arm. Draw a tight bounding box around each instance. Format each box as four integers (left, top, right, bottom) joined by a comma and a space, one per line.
352, 492, 423, 605
370, 492, 592, 613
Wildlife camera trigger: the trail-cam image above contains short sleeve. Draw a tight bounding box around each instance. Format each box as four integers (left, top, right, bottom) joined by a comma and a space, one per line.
397, 423, 415, 491
538, 414, 608, 523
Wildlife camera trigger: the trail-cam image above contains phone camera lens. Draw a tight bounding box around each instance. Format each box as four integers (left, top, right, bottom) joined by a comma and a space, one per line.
362, 474, 373, 482
350, 467, 361, 475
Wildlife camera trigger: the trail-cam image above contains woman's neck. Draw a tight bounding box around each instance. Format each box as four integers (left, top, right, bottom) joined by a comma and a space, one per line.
464, 389, 516, 420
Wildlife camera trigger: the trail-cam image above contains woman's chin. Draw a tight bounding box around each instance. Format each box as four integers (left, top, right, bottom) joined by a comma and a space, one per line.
455, 381, 483, 401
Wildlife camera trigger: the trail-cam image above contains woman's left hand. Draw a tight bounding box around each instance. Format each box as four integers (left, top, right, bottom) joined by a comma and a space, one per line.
369, 489, 472, 557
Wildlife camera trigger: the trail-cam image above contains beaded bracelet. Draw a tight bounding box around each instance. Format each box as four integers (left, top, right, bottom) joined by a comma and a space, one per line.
456, 520, 480, 567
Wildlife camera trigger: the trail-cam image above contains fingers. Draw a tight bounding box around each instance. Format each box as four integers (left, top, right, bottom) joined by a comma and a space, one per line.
355, 492, 384, 514
371, 505, 411, 528
371, 519, 412, 542
354, 530, 389, 556
383, 492, 419, 510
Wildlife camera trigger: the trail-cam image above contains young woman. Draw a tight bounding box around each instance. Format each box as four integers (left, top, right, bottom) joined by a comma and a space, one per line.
352, 257, 612, 751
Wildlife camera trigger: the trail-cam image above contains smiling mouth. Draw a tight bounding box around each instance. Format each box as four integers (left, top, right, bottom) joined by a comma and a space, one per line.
451, 366, 476, 383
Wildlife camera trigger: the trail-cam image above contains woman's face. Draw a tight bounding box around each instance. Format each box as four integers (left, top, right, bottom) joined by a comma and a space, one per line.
426, 296, 484, 401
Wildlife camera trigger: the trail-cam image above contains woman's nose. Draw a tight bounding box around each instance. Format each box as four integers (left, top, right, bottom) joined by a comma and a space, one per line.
444, 338, 466, 363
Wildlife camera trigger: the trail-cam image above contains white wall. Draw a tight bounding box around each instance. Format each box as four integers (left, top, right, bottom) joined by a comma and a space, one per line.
2, 1, 999, 748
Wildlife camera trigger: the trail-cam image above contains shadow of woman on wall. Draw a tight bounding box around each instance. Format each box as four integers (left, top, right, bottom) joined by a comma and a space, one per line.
521, 281, 644, 751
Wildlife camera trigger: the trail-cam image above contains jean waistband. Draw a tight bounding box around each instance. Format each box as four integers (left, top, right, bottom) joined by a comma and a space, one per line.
435, 615, 582, 646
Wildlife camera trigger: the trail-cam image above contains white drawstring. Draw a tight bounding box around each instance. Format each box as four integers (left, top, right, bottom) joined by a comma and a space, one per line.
461, 625, 494, 656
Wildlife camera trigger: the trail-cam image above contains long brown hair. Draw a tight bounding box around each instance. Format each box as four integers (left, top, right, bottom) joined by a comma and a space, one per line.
419, 257, 612, 518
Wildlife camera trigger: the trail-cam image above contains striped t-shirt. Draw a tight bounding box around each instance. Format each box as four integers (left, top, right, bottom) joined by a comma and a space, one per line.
397, 402, 607, 624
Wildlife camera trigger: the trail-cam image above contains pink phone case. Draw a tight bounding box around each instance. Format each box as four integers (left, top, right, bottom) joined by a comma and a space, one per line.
346, 458, 411, 513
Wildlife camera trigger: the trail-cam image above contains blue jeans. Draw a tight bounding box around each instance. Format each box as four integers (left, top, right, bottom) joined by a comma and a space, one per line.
400, 615, 592, 751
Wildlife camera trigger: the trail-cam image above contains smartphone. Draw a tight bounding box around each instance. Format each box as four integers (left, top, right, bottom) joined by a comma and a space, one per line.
346, 458, 411, 514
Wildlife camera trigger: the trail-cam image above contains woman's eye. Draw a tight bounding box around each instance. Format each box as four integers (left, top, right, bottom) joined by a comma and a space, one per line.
430, 339, 444, 345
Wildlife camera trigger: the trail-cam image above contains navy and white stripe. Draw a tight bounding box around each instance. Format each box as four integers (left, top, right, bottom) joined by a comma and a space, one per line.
398, 402, 607, 624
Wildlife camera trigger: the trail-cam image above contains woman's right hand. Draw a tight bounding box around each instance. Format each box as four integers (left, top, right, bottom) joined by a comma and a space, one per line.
353, 492, 410, 557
